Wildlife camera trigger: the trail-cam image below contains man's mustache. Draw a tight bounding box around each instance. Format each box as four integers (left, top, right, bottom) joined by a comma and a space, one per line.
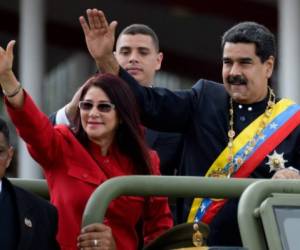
227, 75, 247, 85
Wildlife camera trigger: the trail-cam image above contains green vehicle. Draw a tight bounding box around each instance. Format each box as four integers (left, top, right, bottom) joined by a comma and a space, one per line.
11, 176, 300, 250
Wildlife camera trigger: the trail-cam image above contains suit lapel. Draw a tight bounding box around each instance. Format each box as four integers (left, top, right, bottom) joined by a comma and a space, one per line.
12, 182, 35, 250
145, 128, 158, 148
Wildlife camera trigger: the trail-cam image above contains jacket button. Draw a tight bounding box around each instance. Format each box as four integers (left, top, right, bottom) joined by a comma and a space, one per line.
82, 173, 88, 178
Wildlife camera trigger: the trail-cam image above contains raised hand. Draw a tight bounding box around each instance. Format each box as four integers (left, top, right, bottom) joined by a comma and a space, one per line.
0, 40, 23, 107
272, 167, 300, 179
64, 82, 87, 126
79, 9, 117, 62
0, 40, 15, 77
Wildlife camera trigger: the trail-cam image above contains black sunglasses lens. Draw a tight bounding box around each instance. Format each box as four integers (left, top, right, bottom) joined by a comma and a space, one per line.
97, 103, 113, 112
79, 101, 114, 112
80, 102, 93, 110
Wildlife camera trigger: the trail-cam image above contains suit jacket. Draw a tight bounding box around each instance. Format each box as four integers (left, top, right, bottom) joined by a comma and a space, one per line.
2, 177, 60, 250
48, 112, 56, 125
119, 68, 300, 246
145, 128, 182, 175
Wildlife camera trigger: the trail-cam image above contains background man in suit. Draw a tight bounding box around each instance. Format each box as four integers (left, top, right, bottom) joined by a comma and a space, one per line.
53, 23, 182, 176
114, 24, 182, 176
0, 117, 60, 250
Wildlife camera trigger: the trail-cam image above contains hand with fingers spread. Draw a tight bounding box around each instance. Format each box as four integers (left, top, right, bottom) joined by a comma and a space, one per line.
77, 223, 116, 250
0, 40, 15, 79
64, 82, 87, 126
79, 9, 119, 74
0, 40, 24, 107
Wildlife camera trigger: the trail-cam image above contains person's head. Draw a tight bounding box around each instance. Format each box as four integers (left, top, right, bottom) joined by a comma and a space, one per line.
75, 73, 151, 174
115, 24, 163, 86
221, 21, 276, 104
0, 118, 14, 179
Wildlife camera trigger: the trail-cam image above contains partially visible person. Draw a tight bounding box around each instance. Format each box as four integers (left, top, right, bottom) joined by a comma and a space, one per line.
0, 41, 173, 250
0, 117, 60, 250
51, 23, 182, 176
78, 9, 300, 247
115, 23, 162, 87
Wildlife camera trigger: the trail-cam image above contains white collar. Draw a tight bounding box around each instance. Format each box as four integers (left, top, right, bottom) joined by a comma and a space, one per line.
0, 179, 2, 193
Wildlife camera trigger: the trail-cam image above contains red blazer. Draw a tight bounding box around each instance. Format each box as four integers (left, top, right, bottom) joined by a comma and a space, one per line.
6, 93, 173, 250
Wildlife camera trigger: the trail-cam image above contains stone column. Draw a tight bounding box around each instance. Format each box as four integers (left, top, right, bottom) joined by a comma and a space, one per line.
18, 0, 45, 178
278, 0, 300, 102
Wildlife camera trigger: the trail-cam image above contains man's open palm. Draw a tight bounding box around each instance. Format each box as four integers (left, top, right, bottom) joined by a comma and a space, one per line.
79, 9, 117, 61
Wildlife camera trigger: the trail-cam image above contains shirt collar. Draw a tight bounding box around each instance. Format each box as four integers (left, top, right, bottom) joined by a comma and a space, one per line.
233, 94, 269, 113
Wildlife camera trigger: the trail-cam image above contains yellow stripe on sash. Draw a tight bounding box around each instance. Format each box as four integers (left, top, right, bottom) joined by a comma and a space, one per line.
187, 99, 294, 222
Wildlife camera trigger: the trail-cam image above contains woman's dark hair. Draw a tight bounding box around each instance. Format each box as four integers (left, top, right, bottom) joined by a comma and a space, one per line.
74, 73, 152, 175
222, 21, 276, 62
118, 24, 160, 52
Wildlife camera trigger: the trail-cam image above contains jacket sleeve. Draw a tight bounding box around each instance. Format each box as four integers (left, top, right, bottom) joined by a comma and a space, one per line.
119, 67, 198, 132
143, 151, 174, 246
5, 91, 66, 167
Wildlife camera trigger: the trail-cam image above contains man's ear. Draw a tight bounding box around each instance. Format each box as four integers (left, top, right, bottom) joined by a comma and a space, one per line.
155, 52, 163, 71
5, 146, 14, 169
265, 55, 275, 78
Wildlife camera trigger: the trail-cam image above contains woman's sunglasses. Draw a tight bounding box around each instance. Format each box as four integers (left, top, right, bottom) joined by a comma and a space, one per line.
78, 101, 115, 113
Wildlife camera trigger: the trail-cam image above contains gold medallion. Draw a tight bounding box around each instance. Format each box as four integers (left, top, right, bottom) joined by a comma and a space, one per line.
192, 223, 204, 246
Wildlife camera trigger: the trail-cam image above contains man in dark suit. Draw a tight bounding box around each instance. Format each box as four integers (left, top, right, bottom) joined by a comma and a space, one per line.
0, 117, 60, 250
51, 24, 182, 176
78, 10, 300, 246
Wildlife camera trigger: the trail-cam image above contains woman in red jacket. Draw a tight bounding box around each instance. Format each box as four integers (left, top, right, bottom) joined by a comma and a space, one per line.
0, 40, 173, 250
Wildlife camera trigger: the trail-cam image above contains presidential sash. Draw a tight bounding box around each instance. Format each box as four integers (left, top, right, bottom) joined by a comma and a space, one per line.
188, 99, 300, 224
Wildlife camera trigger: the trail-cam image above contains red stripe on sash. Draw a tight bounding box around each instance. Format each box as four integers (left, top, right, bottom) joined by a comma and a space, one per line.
202, 200, 227, 224
235, 110, 300, 177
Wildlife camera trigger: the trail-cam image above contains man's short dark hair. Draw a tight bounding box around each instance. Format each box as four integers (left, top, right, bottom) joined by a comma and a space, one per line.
221, 21, 276, 62
0, 117, 10, 145
118, 24, 160, 52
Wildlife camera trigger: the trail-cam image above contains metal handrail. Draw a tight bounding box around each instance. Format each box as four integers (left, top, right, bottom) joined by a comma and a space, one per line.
9, 177, 49, 199
82, 176, 256, 227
